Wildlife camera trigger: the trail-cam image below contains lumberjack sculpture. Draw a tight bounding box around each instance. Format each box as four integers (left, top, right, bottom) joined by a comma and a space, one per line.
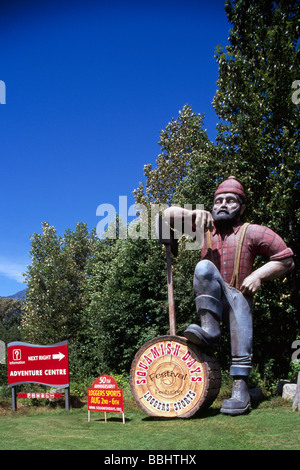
163, 176, 295, 415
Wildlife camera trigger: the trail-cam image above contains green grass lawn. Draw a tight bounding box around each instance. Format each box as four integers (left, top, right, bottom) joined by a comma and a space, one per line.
0, 395, 299, 451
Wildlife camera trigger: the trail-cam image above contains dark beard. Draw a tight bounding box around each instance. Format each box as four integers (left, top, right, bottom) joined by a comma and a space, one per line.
212, 205, 241, 231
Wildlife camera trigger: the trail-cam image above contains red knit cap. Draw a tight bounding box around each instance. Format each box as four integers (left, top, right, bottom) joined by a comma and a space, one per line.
214, 176, 246, 199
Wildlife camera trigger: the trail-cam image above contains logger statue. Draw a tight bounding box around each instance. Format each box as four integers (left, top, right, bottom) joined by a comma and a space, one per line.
130, 214, 221, 418
130, 177, 294, 416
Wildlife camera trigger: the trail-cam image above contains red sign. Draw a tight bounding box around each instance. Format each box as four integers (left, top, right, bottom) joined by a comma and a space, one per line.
7, 341, 69, 387
87, 375, 124, 413
18, 392, 64, 399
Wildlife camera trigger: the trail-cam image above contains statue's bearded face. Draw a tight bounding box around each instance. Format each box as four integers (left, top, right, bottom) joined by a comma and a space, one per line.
212, 192, 245, 229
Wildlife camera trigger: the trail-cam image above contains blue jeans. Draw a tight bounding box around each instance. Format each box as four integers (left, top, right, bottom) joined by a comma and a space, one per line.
193, 260, 253, 376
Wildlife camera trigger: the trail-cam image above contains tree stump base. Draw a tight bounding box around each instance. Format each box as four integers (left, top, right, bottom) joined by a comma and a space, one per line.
130, 335, 221, 418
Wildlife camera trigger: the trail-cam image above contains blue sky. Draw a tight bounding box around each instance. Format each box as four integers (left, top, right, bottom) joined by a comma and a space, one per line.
0, 0, 230, 296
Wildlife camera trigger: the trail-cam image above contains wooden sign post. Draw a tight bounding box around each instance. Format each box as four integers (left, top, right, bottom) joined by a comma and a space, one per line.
166, 244, 176, 336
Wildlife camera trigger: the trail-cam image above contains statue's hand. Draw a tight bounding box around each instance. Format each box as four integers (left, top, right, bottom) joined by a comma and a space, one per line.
193, 210, 214, 232
240, 259, 294, 296
240, 273, 262, 296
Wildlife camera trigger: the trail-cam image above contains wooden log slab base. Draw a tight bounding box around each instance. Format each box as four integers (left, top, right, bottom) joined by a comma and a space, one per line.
130, 335, 221, 418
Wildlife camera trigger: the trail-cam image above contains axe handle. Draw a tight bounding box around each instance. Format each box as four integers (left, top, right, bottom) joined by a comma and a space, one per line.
166, 243, 176, 335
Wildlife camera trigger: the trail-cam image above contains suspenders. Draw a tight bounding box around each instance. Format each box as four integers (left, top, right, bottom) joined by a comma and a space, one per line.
206, 223, 250, 290
229, 223, 250, 289
206, 229, 213, 262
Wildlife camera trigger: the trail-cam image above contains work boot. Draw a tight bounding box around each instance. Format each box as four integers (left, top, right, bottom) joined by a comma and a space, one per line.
184, 295, 222, 350
220, 376, 250, 415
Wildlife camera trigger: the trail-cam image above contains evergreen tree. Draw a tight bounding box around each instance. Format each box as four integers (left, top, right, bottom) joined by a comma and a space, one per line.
0, 298, 22, 345
174, 0, 300, 376
212, 0, 300, 376
0, 298, 23, 384
213, 0, 300, 227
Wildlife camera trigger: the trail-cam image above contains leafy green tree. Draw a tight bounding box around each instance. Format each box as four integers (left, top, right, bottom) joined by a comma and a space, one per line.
85, 230, 170, 374
21, 223, 62, 343
79, 233, 120, 376
21, 222, 95, 352
132, 106, 217, 355
134, 104, 211, 208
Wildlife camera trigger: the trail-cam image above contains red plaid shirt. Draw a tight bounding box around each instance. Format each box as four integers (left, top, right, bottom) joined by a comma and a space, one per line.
201, 222, 293, 289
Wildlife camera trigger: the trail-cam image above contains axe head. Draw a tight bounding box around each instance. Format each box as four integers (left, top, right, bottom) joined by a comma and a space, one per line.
155, 214, 178, 257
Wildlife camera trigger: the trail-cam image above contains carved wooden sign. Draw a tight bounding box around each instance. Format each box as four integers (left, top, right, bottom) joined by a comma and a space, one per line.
130, 335, 221, 418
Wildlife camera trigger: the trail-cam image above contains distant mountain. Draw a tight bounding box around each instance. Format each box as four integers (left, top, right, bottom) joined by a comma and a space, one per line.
4, 288, 28, 300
